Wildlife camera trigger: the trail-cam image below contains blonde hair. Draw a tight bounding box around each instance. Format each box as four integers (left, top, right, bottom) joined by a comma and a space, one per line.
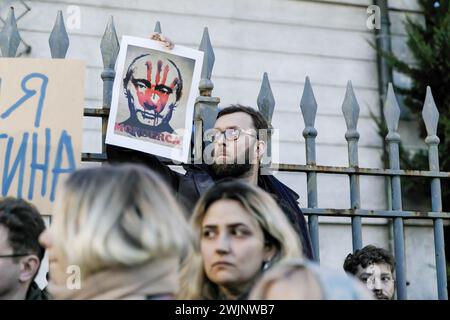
249, 259, 323, 300
249, 259, 374, 300
178, 180, 302, 299
51, 164, 192, 278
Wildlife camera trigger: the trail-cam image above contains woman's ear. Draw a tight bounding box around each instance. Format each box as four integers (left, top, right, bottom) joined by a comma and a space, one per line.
263, 242, 277, 263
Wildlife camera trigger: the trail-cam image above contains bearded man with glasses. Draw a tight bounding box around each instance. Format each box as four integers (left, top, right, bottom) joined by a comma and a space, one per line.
108, 104, 313, 259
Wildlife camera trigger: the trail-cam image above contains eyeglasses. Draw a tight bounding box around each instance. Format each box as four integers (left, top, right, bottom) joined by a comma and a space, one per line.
0, 253, 31, 258
205, 128, 257, 143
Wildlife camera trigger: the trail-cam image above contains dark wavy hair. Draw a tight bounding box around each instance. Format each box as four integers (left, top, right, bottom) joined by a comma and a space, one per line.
343, 245, 395, 275
0, 197, 46, 262
217, 104, 269, 139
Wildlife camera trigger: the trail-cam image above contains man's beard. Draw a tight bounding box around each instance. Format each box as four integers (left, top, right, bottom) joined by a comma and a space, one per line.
210, 162, 253, 179
208, 146, 255, 179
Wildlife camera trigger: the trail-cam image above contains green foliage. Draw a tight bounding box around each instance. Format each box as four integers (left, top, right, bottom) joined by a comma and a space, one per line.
374, 0, 450, 210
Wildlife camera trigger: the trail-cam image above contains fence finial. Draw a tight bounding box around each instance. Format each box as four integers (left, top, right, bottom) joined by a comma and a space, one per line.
384, 83, 401, 136
100, 16, 119, 110
154, 21, 162, 33
300, 76, 318, 129
198, 27, 215, 96
49, 10, 69, 59
422, 86, 439, 139
342, 80, 360, 138
257, 72, 275, 125
100, 16, 119, 71
0, 7, 21, 57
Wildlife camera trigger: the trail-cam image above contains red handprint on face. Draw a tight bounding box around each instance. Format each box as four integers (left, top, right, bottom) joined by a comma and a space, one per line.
133, 59, 179, 114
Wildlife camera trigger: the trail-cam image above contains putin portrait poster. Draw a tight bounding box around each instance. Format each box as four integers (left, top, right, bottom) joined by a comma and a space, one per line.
106, 36, 203, 163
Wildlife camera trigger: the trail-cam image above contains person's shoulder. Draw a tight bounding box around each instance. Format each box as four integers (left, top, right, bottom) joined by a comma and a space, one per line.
183, 163, 214, 179
260, 172, 300, 201
26, 282, 52, 300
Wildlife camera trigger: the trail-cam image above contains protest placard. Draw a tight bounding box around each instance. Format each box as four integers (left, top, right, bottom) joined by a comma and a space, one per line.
0, 58, 85, 214
106, 36, 203, 163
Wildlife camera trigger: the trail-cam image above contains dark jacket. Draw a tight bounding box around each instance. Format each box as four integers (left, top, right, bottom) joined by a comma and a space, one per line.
26, 282, 51, 300
107, 145, 313, 259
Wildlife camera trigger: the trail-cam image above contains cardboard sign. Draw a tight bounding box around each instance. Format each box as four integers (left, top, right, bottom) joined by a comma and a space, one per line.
0, 58, 85, 214
106, 36, 203, 163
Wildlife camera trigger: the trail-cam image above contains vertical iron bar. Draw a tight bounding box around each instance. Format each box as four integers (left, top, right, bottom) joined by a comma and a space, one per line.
257, 72, 275, 169
422, 87, 448, 300
100, 16, 119, 156
384, 83, 407, 299
342, 81, 362, 251
300, 77, 320, 262
195, 27, 219, 164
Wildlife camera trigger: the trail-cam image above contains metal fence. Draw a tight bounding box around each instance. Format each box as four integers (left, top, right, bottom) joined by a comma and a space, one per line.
1, 8, 448, 300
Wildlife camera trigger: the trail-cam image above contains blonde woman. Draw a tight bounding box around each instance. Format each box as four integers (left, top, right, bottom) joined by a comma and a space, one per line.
178, 179, 302, 300
39, 164, 192, 299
